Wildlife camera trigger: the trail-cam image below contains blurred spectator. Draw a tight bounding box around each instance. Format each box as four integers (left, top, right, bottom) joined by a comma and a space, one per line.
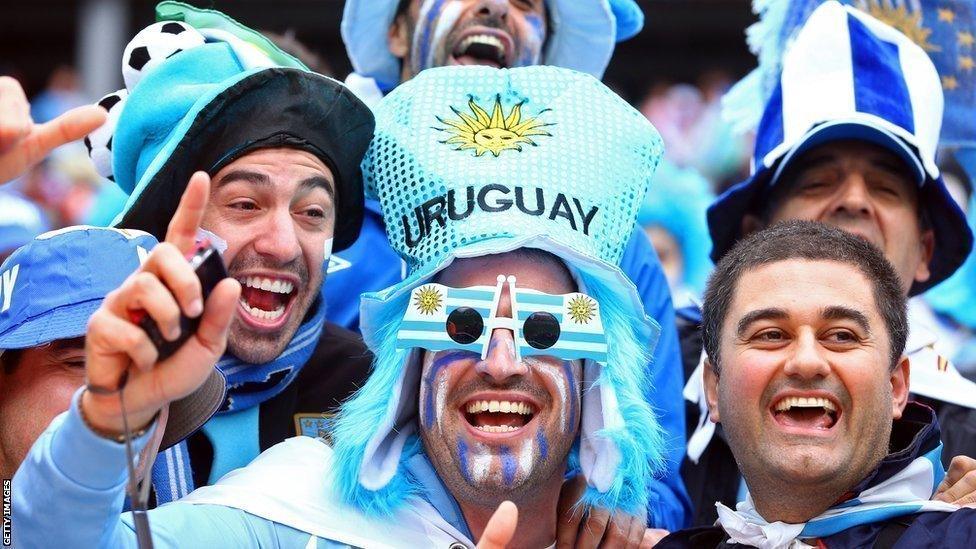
0, 191, 50, 263
262, 30, 334, 77
923, 149, 976, 380
639, 77, 752, 194
638, 160, 715, 307
28, 66, 88, 125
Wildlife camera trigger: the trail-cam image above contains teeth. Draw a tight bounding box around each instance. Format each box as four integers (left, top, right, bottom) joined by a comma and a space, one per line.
775, 396, 836, 412
239, 298, 286, 321
458, 34, 506, 58
238, 276, 294, 294
475, 425, 520, 433
466, 400, 533, 415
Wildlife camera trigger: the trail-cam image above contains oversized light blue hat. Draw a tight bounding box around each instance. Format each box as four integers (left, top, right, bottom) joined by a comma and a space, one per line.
340, 0, 644, 92
86, 2, 374, 249
708, 1, 972, 295
332, 65, 666, 517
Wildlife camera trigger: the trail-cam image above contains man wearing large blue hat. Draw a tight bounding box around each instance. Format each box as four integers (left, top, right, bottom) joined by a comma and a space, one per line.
14, 64, 673, 548
682, 0, 976, 527
77, 2, 377, 506
332, 0, 693, 532
0, 226, 225, 482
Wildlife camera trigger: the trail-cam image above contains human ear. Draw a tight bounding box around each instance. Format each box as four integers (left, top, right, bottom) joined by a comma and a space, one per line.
703, 357, 721, 424
388, 14, 410, 59
890, 356, 910, 419
741, 214, 765, 238
913, 229, 935, 284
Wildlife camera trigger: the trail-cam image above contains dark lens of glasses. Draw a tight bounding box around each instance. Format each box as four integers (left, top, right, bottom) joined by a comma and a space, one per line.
446, 307, 484, 345
523, 312, 561, 349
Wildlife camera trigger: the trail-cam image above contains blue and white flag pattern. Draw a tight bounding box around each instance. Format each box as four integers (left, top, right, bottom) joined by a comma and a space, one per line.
396, 283, 608, 362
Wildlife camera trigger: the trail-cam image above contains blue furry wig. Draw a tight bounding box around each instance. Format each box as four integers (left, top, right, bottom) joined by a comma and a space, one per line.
330, 249, 667, 518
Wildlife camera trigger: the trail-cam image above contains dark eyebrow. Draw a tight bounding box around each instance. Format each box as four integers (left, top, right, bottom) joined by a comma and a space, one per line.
821, 306, 872, 335
214, 171, 335, 201
299, 176, 335, 202
213, 169, 270, 188
736, 308, 788, 338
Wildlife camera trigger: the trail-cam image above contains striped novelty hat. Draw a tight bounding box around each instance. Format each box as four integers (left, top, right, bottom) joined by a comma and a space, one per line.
707, 0, 972, 295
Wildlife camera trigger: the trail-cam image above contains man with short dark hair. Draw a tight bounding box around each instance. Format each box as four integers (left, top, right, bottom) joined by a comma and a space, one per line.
662, 220, 976, 547
683, 2, 976, 524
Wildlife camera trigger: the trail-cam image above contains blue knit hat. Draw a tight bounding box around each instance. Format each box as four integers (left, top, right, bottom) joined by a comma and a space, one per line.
331, 65, 666, 517
708, 1, 972, 295
340, 0, 644, 92
85, 2, 374, 250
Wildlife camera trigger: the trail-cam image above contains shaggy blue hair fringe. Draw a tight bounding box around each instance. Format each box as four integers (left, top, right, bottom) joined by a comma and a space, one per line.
330, 266, 668, 518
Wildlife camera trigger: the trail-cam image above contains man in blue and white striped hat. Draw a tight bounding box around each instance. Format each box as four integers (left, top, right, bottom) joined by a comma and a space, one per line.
684, 0, 976, 527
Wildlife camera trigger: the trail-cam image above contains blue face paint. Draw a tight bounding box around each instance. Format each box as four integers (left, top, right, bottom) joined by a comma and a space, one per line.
516, 12, 545, 67
536, 431, 549, 460
500, 445, 516, 485
423, 350, 478, 428
561, 361, 579, 429
457, 438, 473, 483
417, 0, 448, 72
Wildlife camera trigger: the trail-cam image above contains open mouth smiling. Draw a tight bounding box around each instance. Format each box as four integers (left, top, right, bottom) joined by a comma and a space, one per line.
462, 397, 537, 436
450, 28, 514, 68
236, 274, 299, 329
771, 395, 841, 432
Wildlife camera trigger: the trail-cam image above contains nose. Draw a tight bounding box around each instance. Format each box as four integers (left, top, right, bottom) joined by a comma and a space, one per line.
783, 330, 831, 380
475, 328, 528, 383
252, 208, 302, 263
829, 176, 873, 219
475, 0, 509, 20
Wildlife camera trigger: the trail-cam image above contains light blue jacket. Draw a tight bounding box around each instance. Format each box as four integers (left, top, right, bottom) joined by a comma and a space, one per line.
13, 391, 476, 548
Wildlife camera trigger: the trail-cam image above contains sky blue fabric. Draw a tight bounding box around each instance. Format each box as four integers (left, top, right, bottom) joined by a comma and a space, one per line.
0, 226, 157, 349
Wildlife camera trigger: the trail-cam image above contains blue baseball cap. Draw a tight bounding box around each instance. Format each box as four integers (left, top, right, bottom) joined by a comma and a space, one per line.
708, 2, 972, 295
0, 193, 49, 256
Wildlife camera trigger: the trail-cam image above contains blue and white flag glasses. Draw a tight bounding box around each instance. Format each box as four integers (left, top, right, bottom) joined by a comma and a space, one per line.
396, 275, 608, 363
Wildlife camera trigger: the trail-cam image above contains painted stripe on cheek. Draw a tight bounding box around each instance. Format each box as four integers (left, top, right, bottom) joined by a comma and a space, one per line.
500, 445, 516, 485
562, 361, 578, 429
536, 431, 549, 460
423, 351, 475, 429
457, 438, 473, 483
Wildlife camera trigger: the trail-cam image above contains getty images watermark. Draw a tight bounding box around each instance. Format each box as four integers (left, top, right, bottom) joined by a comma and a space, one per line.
3, 478, 10, 546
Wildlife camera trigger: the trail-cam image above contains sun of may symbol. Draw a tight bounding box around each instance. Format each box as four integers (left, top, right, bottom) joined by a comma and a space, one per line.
414, 285, 443, 315
567, 295, 596, 324
435, 95, 552, 157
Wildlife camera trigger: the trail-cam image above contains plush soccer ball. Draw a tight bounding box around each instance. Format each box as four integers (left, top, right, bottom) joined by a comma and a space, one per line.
84, 89, 128, 181
121, 21, 205, 90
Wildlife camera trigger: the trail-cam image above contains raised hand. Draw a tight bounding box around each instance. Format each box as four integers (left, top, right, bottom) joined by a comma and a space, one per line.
0, 76, 107, 184
81, 172, 241, 437
934, 455, 976, 508
556, 475, 667, 549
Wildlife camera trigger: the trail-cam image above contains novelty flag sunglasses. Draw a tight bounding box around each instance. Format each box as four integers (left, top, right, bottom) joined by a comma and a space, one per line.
397, 275, 608, 362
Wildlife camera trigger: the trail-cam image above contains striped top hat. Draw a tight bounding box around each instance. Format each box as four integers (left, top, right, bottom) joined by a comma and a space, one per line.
708, 0, 972, 295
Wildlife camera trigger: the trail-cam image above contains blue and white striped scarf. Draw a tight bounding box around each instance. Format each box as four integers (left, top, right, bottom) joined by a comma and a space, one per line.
715, 443, 959, 548
150, 300, 327, 504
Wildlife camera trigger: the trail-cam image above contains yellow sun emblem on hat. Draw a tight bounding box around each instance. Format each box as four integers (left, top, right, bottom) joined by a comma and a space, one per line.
567, 295, 596, 325
435, 95, 553, 157
414, 285, 443, 315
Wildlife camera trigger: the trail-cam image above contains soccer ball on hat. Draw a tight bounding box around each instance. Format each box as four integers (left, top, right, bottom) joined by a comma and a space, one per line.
122, 21, 205, 90
84, 89, 128, 181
